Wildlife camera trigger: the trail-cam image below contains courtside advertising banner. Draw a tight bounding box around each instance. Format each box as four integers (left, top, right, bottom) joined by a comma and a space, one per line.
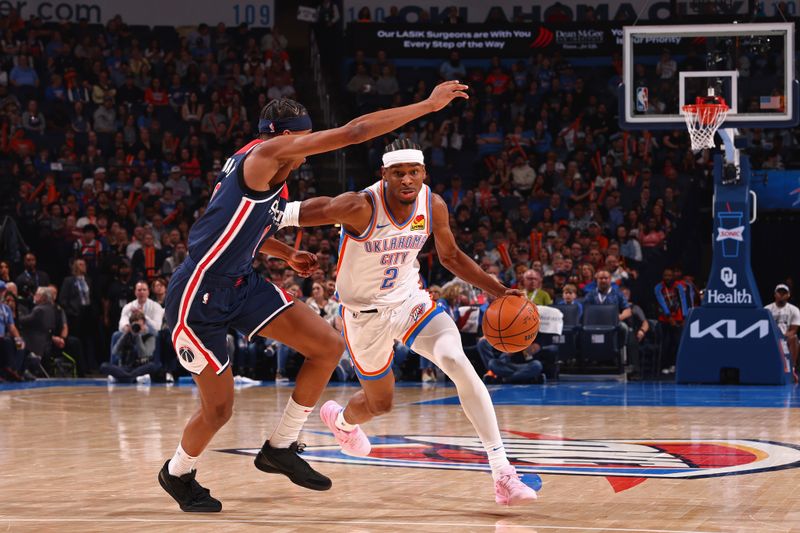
2, 0, 275, 27
348, 23, 617, 58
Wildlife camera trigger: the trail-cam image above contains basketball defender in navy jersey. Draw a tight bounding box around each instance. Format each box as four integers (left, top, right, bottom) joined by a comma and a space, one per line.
158, 81, 469, 512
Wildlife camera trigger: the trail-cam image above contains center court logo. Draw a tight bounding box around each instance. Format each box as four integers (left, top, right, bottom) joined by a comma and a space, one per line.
219, 431, 800, 493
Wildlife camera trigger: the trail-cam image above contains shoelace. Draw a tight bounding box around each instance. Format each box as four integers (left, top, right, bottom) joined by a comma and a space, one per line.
497, 471, 523, 489
189, 479, 212, 499
179, 471, 212, 500
289, 441, 307, 454
339, 427, 366, 447
326, 410, 365, 447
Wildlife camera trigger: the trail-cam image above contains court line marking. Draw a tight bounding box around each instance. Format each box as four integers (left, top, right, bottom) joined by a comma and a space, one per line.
0, 517, 785, 532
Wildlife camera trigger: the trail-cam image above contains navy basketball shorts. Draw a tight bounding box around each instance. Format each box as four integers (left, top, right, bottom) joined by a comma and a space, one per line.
165, 259, 294, 375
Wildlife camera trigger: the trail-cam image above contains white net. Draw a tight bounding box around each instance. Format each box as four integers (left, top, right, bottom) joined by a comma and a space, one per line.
682, 103, 729, 151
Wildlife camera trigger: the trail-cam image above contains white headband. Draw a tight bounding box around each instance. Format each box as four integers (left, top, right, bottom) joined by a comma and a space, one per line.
382, 149, 425, 167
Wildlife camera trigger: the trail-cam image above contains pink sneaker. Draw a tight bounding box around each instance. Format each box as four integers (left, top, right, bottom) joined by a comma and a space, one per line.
494, 465, 538, 506
320, 400, 371, 457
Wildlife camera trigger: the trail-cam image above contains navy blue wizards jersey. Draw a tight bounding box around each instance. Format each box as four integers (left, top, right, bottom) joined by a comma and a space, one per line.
186, 139, 288, 277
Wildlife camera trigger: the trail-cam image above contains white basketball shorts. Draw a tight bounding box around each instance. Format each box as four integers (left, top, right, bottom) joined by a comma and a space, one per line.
340, 290, 444, 380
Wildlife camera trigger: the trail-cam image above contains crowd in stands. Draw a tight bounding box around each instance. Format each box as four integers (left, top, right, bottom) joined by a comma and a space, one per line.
0, 6, 796, 384
340, 40, 715, 377
339, 5, 798, 378
0, 12, 321, 382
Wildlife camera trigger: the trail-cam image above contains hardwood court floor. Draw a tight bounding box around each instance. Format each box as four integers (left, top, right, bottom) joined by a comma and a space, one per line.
1, 381, 799, 532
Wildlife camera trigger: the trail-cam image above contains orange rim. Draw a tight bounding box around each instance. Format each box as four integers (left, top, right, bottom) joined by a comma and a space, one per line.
682, 103, 729, 126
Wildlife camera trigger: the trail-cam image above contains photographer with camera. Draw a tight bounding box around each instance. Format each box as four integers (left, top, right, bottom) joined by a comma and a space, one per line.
101, 310, 160, 384
118, 281, 165, 335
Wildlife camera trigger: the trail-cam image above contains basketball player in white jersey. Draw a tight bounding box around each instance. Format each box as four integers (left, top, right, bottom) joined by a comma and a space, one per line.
280, 140, 538, 505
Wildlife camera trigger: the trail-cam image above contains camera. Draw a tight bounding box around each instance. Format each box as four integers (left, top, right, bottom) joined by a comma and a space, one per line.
131, 322, 142, 334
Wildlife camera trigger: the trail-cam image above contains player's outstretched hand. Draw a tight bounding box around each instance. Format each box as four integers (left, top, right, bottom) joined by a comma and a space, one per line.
287, 250, 318, 277
504, 288, 524, 298
427, 80, 469, 111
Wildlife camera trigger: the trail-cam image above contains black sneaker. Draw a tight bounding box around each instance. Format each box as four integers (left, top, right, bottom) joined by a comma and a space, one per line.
158, 460, 222, 512
254, 441, 332, 491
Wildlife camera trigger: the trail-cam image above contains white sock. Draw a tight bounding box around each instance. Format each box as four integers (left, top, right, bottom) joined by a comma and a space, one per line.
335, 408, 357, 432
269, 396, 314, 448
408, 314, 512, 481
168, 443, 199, 477
484, 440, 511, 480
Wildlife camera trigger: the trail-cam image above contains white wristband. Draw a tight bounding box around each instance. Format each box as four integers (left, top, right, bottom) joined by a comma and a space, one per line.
279, 201, 301, 228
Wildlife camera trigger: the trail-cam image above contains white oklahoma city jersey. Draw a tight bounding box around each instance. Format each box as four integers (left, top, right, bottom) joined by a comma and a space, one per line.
336, 180, 431, 311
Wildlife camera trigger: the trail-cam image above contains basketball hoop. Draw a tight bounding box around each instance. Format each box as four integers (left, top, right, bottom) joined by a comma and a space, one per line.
682, 96, 729, 151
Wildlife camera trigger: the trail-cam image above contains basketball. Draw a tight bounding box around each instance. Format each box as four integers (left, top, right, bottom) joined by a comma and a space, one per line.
482, 295, 540, 353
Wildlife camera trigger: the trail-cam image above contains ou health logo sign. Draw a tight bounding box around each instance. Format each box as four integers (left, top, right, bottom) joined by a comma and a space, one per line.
219, 431, 800, 493
720, 267, 737, 288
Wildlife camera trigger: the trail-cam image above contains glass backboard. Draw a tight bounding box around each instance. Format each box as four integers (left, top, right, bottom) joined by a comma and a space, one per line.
619, 23, 797, 129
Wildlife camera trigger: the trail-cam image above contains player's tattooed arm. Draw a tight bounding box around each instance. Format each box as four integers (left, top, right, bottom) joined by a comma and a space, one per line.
430, 194, 508, 299
295, 192, 374, 235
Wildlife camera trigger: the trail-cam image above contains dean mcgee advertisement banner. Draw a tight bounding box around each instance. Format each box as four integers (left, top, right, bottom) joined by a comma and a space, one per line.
347, 23, 619, 58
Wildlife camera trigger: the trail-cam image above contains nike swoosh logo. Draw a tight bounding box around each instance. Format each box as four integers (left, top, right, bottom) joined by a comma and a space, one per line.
376, 223, 391, 229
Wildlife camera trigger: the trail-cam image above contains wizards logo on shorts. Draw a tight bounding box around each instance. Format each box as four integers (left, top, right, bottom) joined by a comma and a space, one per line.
411, 214, 425, 231
179, 347, 195, 363
218, 430, 800, 493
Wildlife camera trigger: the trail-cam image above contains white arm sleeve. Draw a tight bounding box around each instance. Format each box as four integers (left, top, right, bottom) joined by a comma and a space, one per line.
278, 201, 301, 229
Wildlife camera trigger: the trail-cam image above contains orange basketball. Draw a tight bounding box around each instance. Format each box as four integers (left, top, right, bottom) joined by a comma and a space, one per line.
482, 295, 540, 353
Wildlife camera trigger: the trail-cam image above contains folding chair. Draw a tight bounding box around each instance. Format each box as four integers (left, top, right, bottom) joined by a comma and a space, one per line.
579, 304, 624, 373
551, 304, 581, 367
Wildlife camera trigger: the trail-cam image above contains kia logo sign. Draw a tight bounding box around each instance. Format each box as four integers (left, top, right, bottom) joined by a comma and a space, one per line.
689, 319, 769, 339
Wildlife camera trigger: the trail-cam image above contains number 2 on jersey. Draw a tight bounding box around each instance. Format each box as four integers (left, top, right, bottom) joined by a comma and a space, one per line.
380, 267, 398, 290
